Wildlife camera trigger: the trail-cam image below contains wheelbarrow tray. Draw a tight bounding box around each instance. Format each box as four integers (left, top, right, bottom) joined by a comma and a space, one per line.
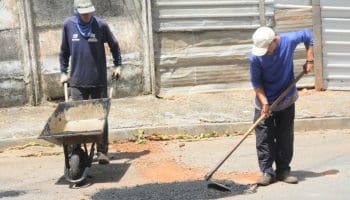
39, 98, 111, 145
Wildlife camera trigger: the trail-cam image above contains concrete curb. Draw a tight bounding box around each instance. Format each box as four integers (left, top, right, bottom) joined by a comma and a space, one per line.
109, 117, 350, 141
1, 117, 349, 148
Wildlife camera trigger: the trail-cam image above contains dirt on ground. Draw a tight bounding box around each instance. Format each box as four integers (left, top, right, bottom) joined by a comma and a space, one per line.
111, 140, 260, 185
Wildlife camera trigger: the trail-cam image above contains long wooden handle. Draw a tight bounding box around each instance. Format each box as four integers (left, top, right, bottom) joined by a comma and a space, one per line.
205, 114, 266, 181
204, 70, 306, 181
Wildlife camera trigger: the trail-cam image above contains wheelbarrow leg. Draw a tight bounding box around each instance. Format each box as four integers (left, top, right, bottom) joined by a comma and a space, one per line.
63, 144, 70, 169
88, 142, 96, 167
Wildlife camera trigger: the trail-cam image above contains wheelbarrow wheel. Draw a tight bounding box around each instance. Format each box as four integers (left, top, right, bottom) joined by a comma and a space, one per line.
67, 147, 87, 180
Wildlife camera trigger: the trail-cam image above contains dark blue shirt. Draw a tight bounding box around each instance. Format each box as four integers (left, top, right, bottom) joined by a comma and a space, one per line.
59, 16, 122, 87
249, 29, 314, 104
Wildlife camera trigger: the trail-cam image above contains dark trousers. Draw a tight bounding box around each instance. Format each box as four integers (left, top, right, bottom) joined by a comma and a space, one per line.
71, 87, 109, 154
254, 103, 295, 176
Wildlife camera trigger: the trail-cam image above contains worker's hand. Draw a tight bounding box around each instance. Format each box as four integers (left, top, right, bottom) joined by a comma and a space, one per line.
261, 103, 271, 118
60, 72, 69, 84
303, 60, 314, 74
113, 66, 121, 80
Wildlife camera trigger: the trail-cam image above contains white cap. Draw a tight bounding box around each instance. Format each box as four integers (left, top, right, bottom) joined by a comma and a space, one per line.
251, 27, 275, 56
74, 0, 95, 14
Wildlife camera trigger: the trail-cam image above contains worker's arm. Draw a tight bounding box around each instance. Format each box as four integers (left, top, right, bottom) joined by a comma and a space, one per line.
292, 29, 315, 73
250, 56, 270, 117
305, 45, 314, 73
59, 22, 70, 84
103, 22, 122, 79
255, 87, 271, 117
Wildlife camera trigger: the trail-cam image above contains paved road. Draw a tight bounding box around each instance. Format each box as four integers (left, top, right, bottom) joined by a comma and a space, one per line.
0, 130, 349, 200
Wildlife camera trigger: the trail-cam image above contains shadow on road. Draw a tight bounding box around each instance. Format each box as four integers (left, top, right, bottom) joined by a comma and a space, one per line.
91, 180, 256, 200
55, 150, 150, 187
55, 163, 131, 188
293, 169, 339, 182
0, 190, 26, 199
108, 150, 150, 161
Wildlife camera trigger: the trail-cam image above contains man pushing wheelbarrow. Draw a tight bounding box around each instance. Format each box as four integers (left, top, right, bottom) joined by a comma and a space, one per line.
39, 0, 122, 184
59, 0, 122, 165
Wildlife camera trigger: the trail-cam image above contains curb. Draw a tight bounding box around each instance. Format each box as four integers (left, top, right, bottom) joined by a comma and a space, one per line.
109, 117, 350, 141
1, 117, 350, 149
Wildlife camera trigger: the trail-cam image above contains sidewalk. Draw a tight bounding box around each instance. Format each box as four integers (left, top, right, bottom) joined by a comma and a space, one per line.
1, 89, 350, 145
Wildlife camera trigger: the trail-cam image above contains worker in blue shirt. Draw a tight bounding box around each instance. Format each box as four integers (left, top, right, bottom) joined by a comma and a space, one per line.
59, 0, 122, 164
249, 27, 314, 186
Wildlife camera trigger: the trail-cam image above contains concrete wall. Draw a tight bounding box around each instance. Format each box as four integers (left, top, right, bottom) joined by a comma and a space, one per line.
0, 0, 26, 107
0, 0, 147, 107
36, 0, 145, 100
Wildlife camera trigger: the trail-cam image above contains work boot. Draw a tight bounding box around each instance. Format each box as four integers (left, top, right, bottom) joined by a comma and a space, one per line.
257, 173, 274, 186
277, 171, 298, 184
97, 152, 110, 165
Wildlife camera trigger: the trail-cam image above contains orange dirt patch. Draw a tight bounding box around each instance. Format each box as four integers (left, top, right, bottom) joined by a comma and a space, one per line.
214, 171, 261, 185
111, 141, 260, 185
112, 141, 203, 183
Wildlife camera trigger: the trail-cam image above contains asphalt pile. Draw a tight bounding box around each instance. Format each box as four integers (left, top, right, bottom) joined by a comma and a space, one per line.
91, 180, 256, 200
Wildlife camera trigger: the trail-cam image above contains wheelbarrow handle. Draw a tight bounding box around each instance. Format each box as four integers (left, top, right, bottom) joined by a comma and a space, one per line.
109, 77, 117, 99
63, 79, 115, 100
64, 83, 69, 102
109, 85, 114, 99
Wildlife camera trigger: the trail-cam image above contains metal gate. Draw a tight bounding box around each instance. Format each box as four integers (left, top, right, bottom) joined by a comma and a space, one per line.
321, 0, 350, 90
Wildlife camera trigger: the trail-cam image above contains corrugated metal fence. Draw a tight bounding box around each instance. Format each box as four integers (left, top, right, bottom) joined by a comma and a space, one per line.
152, 0, 274, 95
154, 0, 274, 31
151, 0, 316, 96
321, 0, 350, 90
273, 0, 314, 87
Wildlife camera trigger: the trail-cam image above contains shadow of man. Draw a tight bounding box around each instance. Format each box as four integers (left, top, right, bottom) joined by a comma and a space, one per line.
292, 169, 339, 182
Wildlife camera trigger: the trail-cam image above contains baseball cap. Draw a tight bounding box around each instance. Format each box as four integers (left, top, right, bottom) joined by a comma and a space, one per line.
74, 0, 95, 14
251, 27, 275, 56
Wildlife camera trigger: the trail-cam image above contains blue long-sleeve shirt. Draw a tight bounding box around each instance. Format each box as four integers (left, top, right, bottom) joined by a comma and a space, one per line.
59, 16, 122, 87
249, 29, 314, 107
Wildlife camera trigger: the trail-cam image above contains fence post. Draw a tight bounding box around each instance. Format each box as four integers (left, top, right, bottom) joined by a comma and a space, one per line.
18, 0, 41, 105
146, 0, 158, 95
259, 0, 266, 26
312, 0, 324, 90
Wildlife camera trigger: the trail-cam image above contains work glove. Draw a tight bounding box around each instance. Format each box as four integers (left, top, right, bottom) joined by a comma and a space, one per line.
60, 72, 69, 84
113, 66, 121, 80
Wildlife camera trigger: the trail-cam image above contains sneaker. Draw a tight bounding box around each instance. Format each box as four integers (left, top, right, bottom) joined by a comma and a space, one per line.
97, 152, 110, 165
277, 171, 298, 184
257, 173, 274, 186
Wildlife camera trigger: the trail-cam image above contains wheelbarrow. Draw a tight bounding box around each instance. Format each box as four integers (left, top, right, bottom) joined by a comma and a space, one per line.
39, 83, 113, 184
